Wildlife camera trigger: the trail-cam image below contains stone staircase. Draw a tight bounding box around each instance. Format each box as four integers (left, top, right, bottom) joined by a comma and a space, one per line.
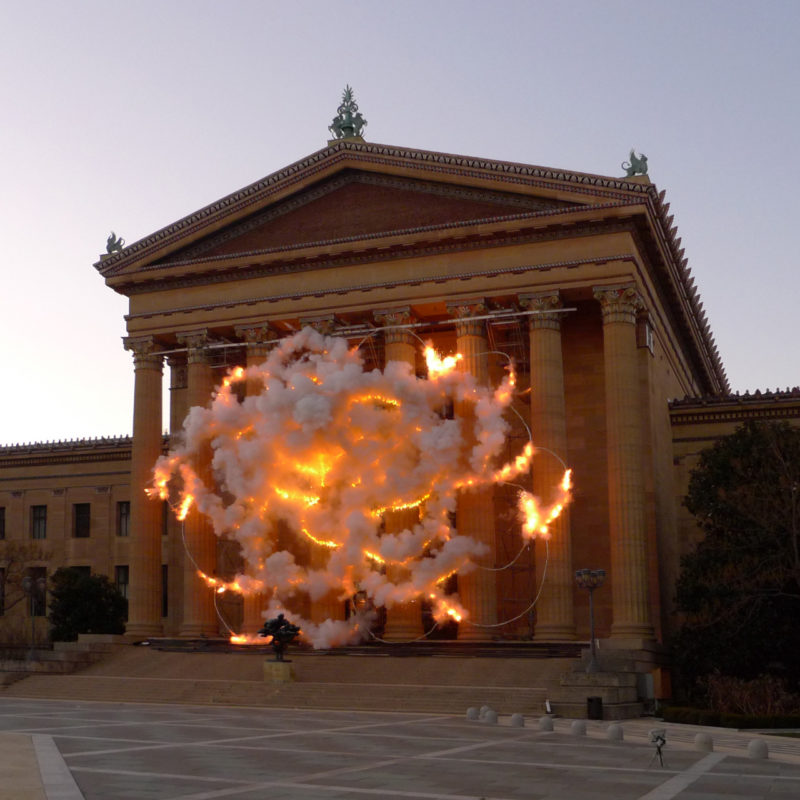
2, 639, 579, 715
0, 635, 118, 677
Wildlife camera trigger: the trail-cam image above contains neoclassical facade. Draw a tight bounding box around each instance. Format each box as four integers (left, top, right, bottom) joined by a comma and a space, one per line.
6, 133, 793, 647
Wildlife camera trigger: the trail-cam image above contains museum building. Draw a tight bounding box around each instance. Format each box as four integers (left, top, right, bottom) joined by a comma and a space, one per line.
2, 104, 799, 647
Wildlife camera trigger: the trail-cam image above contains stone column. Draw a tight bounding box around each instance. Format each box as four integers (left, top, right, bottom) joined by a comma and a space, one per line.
375, 308, 424, 640
165, 355, 188, 635
448, 301, 497, 640
123, 336, 164, 637
593, 286, 654, 640
235, 324, 277, 635
176, 330, 218, 637
520, 292, 576, 641
168, 356, 188, 435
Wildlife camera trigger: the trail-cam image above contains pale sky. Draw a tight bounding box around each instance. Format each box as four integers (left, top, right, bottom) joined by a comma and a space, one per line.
1, 0, 798, 445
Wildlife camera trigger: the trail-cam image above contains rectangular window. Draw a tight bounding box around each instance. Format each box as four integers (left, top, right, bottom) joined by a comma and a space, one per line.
161, 564, 168, 618
27, 567, 47, 616
0, 567, 5, 615
117, 501, 130, 537
0, 507, 5, 540
115, 565, 129, 600
30, 505, 47, 540
73, 503, 91, 538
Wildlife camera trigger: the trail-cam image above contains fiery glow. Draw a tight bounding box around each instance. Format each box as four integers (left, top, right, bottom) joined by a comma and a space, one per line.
151, 327, 572, 648
370, 493, 430, 517
301, 528, 340, 549
177, 494, 194, 521
493, 442, 535, 482
518, 468, 572, 541
425, 346, 462, 378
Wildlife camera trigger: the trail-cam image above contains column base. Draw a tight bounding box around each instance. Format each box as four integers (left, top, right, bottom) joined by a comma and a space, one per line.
533, 623, 576, 642
610, 622, 655, 641
124, 622, 163, 638
178, 623, 220, 638
457, 625, 493, 642
383, 603, 424, 642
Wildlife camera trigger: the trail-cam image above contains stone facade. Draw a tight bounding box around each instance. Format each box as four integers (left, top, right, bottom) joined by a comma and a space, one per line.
2, 139, 793, 646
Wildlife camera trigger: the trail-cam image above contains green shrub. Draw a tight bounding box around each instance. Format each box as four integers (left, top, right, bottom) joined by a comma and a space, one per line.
48, 567, 127, 641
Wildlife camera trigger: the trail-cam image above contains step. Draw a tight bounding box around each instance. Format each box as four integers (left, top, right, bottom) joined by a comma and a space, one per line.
3, 674, 549, 714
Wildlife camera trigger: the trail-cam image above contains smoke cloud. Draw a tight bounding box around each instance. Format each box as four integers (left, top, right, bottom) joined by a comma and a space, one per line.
150, 327, 569, 646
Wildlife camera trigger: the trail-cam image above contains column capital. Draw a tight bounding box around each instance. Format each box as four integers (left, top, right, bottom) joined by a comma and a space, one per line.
374, 307, 416, 346
593, 285, 644, 325
234, 323, 278, 346
299, 315, 336, 335
123, 336, 163, 370
167, 355, 188, 391
177, 329, 212, 364
520, 292, 563, 332
447, 299, 487, 338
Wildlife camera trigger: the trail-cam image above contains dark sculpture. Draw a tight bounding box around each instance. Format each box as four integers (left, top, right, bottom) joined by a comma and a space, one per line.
621, 150, 648, 177
106, 231, 125, 254
328, 85, 367, 140
258, 613, 301, 661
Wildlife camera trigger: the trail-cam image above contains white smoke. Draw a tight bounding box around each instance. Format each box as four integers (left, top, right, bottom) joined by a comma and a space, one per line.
151, 327, 566, 647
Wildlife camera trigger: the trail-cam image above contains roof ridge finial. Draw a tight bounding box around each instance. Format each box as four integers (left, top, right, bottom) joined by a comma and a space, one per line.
328, 84, 367, 142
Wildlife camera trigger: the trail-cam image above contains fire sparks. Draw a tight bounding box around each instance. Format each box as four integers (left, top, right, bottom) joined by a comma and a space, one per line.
151, 326, 573, 648
177, 494, 194, 521
425, 346, 462, 378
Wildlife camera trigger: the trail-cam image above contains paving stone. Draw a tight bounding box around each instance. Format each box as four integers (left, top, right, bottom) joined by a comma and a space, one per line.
2, 699, 800, 799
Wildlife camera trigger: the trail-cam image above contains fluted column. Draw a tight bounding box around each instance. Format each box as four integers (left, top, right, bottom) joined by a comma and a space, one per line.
448, 301, 497, 640
176, 330, 218, 636
124, 336, 164, 636
593, 286, 653, 640
235, 324, 278, 634
164, 355, 188, 635
375, 308, 425, 640
520, 292, 575, 641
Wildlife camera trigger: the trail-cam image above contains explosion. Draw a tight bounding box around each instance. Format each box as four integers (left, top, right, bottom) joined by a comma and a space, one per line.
149, 327, 570, 647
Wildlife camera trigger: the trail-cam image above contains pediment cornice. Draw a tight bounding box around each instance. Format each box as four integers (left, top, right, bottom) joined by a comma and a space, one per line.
94, 140, 653, 277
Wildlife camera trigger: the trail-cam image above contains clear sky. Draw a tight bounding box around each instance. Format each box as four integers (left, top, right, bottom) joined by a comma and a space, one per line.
1, 0, 798, 445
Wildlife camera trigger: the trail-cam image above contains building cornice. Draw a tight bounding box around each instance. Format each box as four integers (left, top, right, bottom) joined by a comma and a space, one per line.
0, 436, 132, 469
669, 389, 800, 425
123, 253, 639, 322
94, 140, 653, 277
94, 139, 727, 395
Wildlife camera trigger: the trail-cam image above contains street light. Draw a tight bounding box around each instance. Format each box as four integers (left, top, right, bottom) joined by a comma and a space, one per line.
21, 575, 47, 660
575, 568, 606, 673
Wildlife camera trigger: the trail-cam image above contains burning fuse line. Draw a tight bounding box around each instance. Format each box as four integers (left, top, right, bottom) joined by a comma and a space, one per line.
150, 326, 572, 648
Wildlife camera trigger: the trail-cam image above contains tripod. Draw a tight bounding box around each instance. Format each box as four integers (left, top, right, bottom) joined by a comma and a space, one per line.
648, 732, 666, 768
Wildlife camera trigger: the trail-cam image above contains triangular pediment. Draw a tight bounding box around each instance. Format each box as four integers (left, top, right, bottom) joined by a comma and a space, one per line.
156, 170, 576, 265
97, 140, 655, 281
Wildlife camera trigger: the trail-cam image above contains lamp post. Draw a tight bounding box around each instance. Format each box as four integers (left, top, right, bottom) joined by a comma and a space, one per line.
21, 575, 47, 660
575, 568, 606, 673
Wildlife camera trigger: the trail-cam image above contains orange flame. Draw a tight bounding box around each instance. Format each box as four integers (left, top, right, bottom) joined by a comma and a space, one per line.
425, 347, 463, 378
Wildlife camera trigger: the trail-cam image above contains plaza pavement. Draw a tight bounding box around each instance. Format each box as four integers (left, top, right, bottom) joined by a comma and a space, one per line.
2, 699, 800, 799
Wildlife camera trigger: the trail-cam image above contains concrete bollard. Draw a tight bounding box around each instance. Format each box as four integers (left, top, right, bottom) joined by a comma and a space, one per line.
694, 733, 713, 752
571, 720, 587, 735
510, 713, 525, 728
606, 723, 624, 741
538, 716, 554, 732
747, 739, 768, 759
483, 709, 498, 724
479, 705, 491, 719
466, 707, 479, 721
